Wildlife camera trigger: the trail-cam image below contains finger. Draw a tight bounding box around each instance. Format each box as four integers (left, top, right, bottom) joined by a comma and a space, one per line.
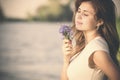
63, 46, 73, 52
66, 45, 72, 49
63, 44, 72, 49
63, 39, 71, 44
65, 48, 72, 51
64, 49, 72, 55
63, 49, 72, 54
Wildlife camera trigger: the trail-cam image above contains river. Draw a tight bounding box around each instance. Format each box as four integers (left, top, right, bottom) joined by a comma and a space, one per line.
0, 22, 71, 80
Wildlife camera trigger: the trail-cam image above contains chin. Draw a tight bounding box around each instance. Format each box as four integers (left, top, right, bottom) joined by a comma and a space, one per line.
75, 27, 83, 31
75, 25, 81, 30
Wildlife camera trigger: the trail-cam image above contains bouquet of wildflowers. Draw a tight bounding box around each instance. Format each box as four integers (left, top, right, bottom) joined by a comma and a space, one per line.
59, 25, 73, 40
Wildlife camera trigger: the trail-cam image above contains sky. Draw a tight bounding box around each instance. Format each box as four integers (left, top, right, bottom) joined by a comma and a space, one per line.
0, 0, 49, 19
0, 0, 120, 19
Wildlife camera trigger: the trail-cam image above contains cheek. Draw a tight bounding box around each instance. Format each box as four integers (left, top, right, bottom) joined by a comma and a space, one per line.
83, 18, 97, 29
75, 15, 98, 31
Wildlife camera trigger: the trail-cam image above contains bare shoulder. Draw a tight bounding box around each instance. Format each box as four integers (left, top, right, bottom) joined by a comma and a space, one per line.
93, 51, 120, 80
93, 51, 111, 63
93, 51, 112, 68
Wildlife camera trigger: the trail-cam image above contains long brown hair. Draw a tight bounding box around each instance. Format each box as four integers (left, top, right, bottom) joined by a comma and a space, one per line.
72, 0, 120, 66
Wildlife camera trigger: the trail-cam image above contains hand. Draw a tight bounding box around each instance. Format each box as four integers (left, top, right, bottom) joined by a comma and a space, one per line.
62, 39, 73, 63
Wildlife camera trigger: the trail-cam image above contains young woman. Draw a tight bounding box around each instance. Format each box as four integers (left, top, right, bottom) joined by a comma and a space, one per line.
61, 0, 120, 80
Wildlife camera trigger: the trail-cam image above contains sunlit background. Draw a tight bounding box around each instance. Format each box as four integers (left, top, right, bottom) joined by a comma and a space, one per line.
0, 0, 120, 80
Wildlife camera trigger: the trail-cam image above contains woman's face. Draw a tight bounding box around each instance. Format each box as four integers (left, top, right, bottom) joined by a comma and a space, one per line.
75, 1, 98, 31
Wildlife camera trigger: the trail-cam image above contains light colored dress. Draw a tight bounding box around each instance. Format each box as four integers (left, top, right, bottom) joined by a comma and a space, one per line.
67, 36, 109, 80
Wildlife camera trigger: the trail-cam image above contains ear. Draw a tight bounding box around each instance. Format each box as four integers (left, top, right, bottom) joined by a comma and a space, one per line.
96, 19, 104, 27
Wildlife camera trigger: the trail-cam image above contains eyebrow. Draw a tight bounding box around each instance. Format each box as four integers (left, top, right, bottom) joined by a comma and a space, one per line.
78, 7, 94, 14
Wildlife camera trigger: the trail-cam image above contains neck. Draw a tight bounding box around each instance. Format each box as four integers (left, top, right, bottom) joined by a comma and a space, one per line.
83, 30, 100, 45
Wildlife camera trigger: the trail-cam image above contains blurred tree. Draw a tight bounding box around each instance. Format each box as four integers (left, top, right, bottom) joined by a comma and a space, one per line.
29, 0, 73, 21
116, 17, 120, 36
116, 17, 120, 65
117, 48, 120, 65
27, 12, 34, 21
59, 4, 73, 21
0, 4, 5, 22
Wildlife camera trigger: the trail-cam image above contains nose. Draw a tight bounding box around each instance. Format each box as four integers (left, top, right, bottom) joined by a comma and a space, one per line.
77, 13, 82, 19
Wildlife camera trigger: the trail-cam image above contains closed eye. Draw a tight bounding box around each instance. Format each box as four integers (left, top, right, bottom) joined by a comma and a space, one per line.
83, 13, 89, 16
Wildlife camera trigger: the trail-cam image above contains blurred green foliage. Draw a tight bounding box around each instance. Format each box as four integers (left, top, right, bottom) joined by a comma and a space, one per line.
117, 48, 120, 65
116, 18, 120, 36
116, 17, 120, 64
29, 0, 73, 21
0, 6, 5, 22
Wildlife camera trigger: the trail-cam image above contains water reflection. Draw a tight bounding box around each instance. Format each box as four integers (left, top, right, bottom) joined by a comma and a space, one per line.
0, 22, 70, 80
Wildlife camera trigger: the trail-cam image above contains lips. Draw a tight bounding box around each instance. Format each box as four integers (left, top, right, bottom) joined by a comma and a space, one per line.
76, 21, 83, 25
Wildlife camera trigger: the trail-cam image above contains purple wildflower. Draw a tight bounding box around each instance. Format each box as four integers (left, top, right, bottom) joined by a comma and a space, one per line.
59, 24, 73, 40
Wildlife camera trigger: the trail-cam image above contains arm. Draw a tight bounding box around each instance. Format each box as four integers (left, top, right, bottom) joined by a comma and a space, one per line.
61, 61, 69, 80
61, 39, 73, 80
93, 51, 120, 80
